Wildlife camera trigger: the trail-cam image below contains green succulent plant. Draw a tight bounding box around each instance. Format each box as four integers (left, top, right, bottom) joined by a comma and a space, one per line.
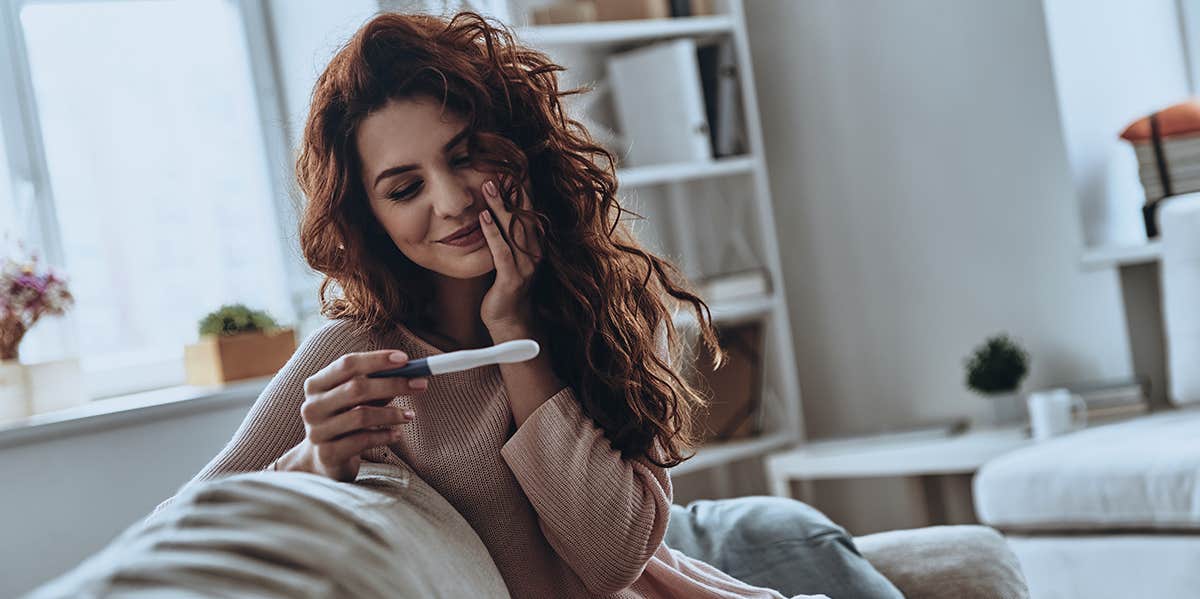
198, 303, 280, 337
965, 333, 1030, 395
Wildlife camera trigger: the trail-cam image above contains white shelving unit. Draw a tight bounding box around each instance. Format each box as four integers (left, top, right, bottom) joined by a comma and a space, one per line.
517, 14, 733, 46
1080, 241, 1162, 270
618, 156, 756, 188
1079, 235, 1168, 409
502, 0, 806, 482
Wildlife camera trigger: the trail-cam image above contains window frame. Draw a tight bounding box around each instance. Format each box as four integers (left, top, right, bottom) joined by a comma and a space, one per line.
0, 0, 314, 398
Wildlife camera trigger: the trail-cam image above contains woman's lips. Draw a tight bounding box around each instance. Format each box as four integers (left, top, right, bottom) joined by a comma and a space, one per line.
439, 223, 484, 247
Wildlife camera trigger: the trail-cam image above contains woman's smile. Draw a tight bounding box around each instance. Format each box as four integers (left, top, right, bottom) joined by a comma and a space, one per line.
438, 222, 485, 248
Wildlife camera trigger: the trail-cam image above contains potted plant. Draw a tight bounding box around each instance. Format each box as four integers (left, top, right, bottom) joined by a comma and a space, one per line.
184, 304, 296, 386
965, 333, 1030, 425
0, 250, 74, 420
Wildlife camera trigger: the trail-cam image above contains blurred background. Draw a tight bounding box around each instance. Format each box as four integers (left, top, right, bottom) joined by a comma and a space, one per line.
1, 0, 1196, 596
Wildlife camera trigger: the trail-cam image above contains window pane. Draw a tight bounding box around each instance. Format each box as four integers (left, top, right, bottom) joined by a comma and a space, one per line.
0, 117, 13, 241
20, 0, 294, 383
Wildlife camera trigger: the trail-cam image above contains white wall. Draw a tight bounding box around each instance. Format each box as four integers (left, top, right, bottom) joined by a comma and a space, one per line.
266, 0, 379, 151
745, 0, 1133, 532
0, 5, 386, 594
1042, 0, 1191, 250
0, 403, 253, 597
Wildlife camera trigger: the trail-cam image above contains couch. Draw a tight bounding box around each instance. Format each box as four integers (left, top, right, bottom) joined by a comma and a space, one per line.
29, 462, 1028, 598
974, 407, 1200, 598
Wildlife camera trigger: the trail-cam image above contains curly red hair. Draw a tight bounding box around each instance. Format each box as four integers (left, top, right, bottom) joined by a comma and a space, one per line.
295, 11, 723, 467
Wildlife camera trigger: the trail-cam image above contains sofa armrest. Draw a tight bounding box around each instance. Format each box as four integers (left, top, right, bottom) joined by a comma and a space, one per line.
855, 525, 1029, 599
28, 464, 511, 599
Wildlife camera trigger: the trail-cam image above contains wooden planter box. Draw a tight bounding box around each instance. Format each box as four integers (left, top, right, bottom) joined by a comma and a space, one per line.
690, 322, 764, 442
184, 329, 297, 386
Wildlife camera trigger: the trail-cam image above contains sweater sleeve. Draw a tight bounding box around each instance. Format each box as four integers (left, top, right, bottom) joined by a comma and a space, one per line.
498, 323, 675, 596
149, 319, 368, 516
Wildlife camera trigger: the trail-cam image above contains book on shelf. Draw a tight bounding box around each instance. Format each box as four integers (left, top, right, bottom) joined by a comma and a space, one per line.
696, 269, 770, 303
669, 0, 713, 17
1061, 378, 1149, 421
696, 39, 747, 158
1086, 402, 1149, 421
1131, 134, 1200, 201
607, 38, 713, 166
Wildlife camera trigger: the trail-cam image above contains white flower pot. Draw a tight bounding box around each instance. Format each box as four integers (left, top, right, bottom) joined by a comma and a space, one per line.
25, 358, 86, 415
988, 391, 1028, 426
0, 360, 31, 422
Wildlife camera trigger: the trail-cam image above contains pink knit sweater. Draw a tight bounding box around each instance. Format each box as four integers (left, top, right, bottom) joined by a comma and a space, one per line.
179, 319, 822, 599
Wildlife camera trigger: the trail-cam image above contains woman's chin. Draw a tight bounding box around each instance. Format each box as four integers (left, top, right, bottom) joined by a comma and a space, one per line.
433, 254, 496, 279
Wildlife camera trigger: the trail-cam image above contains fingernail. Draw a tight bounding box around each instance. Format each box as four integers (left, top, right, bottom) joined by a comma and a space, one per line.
481, 210, 493, 224
403, 409, 415, 419
410, 378, 428, 389
484, 180, 497, 196
389, 351, 407, 363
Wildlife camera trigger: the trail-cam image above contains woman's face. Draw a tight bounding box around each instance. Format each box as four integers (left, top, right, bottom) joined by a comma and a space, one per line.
356, 96, 495, 280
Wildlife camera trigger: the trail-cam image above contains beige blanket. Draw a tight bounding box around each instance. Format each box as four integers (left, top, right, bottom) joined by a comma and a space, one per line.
27, 463, 510, 598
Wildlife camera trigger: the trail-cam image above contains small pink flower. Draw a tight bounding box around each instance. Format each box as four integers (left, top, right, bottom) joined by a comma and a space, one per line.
0, 251, 74, 359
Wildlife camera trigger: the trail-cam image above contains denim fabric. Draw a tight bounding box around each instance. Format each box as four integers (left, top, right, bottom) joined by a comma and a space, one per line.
665, 496, 904, 599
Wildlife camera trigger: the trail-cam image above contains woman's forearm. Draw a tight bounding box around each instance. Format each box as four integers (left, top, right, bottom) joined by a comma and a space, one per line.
490, 325, 564, 428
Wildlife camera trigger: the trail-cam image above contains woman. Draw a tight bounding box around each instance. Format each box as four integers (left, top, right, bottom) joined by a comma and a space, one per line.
179, 11, 826, 599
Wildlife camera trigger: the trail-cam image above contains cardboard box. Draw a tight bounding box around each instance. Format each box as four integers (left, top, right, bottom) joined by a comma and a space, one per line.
185, 329, 297, 386
595, 0, 670, 22
531, 1, 598, 25
691, 322, 763, 441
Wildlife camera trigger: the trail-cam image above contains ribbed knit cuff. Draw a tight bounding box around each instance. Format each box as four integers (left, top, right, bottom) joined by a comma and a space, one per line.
500, 385, 578, 464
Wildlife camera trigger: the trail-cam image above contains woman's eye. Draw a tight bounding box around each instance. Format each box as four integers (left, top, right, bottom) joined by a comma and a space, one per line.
388, 182, 422, 201
451, 154, 471, 168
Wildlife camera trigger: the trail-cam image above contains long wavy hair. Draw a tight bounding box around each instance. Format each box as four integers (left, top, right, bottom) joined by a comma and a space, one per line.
295, 11, 723, 467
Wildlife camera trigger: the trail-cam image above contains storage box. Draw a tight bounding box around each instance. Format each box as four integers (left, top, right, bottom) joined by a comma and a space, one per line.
531, 1, 597, 25
691, 322, 763, 441
185, 329, 297, 386
595, 0, 670, 22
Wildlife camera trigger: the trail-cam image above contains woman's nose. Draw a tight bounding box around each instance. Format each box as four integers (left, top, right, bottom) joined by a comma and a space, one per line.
429, 172, 476, 218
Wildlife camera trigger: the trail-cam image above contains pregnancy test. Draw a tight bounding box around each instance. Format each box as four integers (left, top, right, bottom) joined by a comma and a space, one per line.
367, 339, 540, 378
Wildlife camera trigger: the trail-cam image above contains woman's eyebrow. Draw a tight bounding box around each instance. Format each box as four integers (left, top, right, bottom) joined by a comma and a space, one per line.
372, 128, 471, 190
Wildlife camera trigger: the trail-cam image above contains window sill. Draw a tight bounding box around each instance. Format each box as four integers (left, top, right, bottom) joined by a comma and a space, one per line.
0, 377, 270, 449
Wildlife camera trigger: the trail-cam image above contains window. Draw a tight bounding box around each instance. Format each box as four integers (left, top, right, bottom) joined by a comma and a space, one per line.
0, 118, 13, 240
2, 0, 301, 397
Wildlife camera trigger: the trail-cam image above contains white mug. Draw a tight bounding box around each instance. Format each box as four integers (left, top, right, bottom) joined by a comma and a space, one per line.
1026, 388, 1087, 441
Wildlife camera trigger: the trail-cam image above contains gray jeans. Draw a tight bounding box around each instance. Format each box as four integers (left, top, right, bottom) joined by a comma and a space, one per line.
665, 496, 903, 599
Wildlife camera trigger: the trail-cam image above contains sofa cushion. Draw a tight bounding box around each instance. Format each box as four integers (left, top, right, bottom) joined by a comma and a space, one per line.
28, 463, 511, 598
856, 526, 1029, 599
974, 409, 1200, 531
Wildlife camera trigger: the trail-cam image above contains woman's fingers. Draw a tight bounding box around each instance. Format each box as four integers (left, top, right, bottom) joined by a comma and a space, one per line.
480, 204, 518, 281
309, 405, 415, 443
482, 179, 540, 275
321, 428, 405, 469
305, 350, 408, 395
307, 374, 428, 422
508, 184, 541, 275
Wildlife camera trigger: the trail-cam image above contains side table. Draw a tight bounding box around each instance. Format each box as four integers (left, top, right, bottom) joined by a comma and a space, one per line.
765, 427, 1030, 525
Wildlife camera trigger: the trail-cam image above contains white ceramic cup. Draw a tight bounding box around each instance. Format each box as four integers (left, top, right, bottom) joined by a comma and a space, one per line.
1026, 388, 1087, 441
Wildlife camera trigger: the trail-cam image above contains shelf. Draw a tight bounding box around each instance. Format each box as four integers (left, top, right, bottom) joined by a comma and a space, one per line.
1080, 241, 1162, 270
673, 431, 797, 475
672, 293, 776, 329
517, 15, 734, 47
0, 378, 266, 449
764, 427, 1028, 480
617, 156, 755, 188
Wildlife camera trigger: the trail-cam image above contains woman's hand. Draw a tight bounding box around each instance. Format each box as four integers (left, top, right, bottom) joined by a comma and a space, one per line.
478, 178, 542, 340
274, 350, 428, 482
